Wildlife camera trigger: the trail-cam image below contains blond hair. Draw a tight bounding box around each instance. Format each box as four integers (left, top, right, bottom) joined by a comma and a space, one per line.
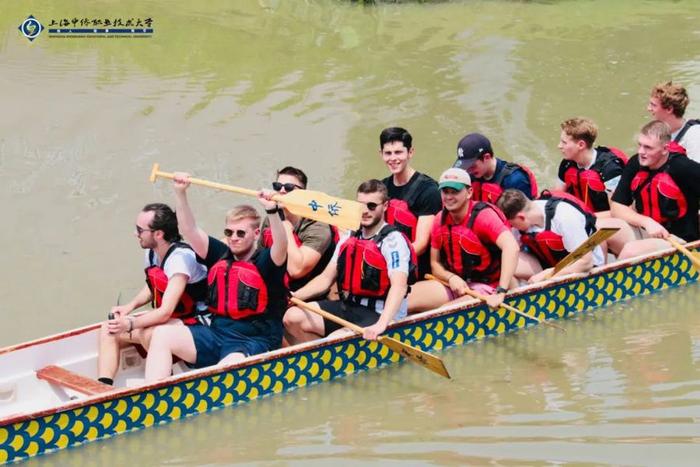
225, 204, 261, 228
560, 117, 598, 148
640, 120, 672, 145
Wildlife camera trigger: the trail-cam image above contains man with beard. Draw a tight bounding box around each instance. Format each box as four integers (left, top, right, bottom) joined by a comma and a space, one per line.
283, 179, 416, 343
96, 203, 208, 386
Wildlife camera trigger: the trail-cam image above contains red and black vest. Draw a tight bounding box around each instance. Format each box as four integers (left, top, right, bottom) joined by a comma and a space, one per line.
437, 202, 505, 286
385, 173, 432, 242
520, 192, 598, 268
336, 225, 417, 300
472, 161, 539, 203
560, 146, 628, 212
206, 250, 270, 320
629, 153, 688, 225
261, 222, 338, 291
145, 243, 208, 325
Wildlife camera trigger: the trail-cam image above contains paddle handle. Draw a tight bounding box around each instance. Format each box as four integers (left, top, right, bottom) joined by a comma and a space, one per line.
149, 163, 278, 200
425, 274, 565, 331
667, 237, 700, 271
290, 297, 364, 334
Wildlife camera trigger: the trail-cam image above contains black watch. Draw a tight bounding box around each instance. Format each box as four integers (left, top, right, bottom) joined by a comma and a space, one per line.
495, 286, 508, 294
265, 205, 280, 214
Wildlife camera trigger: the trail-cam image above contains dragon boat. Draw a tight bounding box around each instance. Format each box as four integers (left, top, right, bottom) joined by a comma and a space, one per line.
1, 243, 698, 463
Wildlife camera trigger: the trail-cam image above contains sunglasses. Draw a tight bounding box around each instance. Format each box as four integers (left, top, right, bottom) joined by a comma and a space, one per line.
272, 182, 303, 192
224, 228, 248, 239
364, 202, 381, 211
135, 225, 154, 235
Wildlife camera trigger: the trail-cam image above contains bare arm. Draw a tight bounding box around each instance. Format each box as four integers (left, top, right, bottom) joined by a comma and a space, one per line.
284, 222, 325, 278
362, 271, 408, 340
413, 215, 434, 256
611, 201, 668, 238
293, 259, 337, 301
172, 173, 210, 259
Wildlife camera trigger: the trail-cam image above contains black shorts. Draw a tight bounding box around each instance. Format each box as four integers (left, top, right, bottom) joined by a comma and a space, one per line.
317, 299, 380, 336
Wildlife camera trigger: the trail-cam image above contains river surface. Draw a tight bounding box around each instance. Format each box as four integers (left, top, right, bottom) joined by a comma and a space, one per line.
3, 0, 700, 465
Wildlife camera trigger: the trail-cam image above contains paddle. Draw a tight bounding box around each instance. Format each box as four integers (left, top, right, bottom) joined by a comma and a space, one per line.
149, 163, 363, 230
425, 274, 566, 332
289, 297, 451, 379
548, 227, 620, 277
667, 236, 700, 271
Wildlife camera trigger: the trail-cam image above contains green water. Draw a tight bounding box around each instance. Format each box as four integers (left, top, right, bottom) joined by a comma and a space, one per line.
3, 0, 700, 464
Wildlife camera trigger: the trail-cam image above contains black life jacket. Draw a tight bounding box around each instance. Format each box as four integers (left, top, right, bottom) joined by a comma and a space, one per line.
673, 119, 700, 145
384, 173, 432, 242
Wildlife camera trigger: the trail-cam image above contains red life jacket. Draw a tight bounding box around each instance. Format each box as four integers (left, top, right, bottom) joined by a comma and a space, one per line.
520, 192, 597, 268
472, 161, 538, 204
144, 243, 208, 325
561, 146, 627, 212
261, 222, 339, 291
629, 153, 688, 224
384, 173, 432, 242
336, 225, 417, 299
437, 202, 505, 285
206, 251, 269, 320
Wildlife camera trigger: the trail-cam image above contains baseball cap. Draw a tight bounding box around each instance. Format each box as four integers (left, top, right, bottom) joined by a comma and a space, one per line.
438, 167, 471, 190
453, 133, 493, 170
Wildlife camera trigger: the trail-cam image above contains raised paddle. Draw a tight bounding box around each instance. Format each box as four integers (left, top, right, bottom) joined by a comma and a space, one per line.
548, 227, 620, 277
149, 163, 363, 231
289, 297, 451, 379
667, 236, 700, 271
425, 274, 566, 332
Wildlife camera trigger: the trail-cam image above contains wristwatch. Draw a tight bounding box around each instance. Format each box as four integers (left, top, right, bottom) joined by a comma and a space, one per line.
495, 286, 508, 294
265, 205, 280, 214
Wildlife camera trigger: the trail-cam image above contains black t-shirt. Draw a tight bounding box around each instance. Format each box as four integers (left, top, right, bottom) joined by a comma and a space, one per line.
382, 171, 442, 277
612, 154, 700, 241
205, 236, 288, 319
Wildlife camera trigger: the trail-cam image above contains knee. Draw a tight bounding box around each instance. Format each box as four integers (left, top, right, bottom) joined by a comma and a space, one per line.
149, 326, 173, 350
283, 307, 304, 330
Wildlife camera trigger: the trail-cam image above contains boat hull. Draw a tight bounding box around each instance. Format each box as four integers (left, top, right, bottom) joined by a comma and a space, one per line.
0, 247, 697, 464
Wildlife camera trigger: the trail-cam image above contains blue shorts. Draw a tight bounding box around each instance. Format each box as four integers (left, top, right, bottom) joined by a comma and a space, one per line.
188, 316, 283, 368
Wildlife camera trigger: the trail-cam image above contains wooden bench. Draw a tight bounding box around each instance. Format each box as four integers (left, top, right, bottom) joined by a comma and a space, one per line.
36, 365, 113, 395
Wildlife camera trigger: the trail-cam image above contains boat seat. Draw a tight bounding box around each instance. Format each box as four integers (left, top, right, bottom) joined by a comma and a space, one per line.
36, 365, 113, 396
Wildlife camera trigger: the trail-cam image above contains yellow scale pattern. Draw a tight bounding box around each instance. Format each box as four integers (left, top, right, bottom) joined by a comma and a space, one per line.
0, 253, 695, 464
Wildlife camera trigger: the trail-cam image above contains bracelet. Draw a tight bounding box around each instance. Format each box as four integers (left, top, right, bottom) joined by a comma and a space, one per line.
447, 274, 456, 283
265, 205, 280, 214
495, 286, 508, 294
127, 317, 134, 332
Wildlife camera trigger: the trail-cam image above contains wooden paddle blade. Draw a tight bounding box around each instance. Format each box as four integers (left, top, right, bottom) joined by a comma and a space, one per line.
378, 336, 451, 379
279, 189, 363, 231
551, 227, 619, 275
149, 163, 160, 183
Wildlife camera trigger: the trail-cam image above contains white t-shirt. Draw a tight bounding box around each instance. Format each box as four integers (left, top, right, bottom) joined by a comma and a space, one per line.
331, 223, 411, 318
528, 200, 604, 267
144, 246, 208, 284
673, 122, 700, 163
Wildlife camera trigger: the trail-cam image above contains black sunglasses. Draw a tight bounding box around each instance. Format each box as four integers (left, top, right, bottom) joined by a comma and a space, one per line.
135, 225, 154, 235
224, 228, 247, 239
272, 182, 303, 192
364, 202, 381, 211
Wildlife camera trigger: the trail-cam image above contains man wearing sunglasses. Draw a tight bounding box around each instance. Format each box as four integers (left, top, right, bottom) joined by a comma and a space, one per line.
284, 179, 416, 343
379, 127, 442, 279
142, 175, 288, 382
96, 203, 208, 386
407, 168, 519, 313
260, 166, 335, 293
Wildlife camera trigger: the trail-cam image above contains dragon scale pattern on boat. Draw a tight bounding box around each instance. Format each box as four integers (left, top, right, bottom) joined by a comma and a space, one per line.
0, 250, 697, 463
